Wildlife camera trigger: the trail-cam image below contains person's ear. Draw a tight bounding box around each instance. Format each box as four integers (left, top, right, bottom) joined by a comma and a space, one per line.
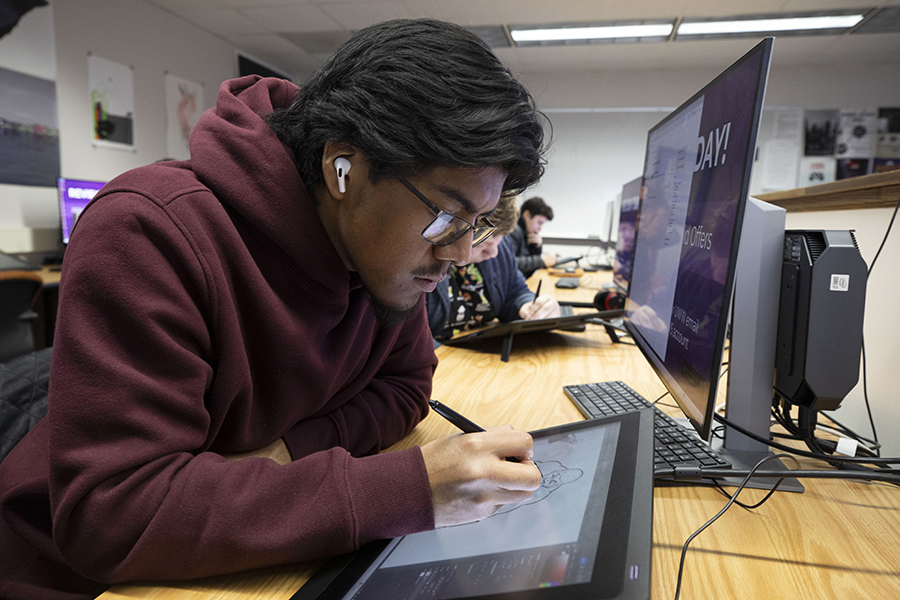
321, 142, 357, 199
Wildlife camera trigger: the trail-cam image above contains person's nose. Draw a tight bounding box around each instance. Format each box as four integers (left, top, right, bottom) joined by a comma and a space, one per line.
433, 231, 473, 266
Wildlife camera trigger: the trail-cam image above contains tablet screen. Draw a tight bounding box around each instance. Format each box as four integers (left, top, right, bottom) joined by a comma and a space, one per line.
309, 413, 651, 600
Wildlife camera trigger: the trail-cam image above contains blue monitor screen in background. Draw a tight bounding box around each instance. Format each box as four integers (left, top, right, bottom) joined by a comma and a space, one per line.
57, 177, 106, 244
613, 176, 641, 292
625, 38, 772, 440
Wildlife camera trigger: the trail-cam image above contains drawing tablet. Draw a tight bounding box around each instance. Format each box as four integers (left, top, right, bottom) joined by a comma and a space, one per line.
439, 309, 624, 362
291, 410, 654, 600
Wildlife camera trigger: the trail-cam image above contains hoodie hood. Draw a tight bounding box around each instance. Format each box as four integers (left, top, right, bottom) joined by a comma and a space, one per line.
190, 76, 350, 291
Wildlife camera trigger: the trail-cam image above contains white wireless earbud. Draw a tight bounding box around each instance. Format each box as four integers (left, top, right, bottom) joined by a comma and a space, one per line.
334, 157, 351, 194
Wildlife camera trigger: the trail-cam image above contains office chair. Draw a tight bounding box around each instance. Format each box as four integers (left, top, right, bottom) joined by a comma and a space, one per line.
1, 347, 52, 462
0, 270, 44, 363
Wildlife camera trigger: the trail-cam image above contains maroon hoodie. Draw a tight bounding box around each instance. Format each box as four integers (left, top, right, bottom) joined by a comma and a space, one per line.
0, 76, 438, 599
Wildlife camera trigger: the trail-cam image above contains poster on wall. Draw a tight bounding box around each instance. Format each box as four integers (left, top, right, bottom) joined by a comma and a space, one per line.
798, 156, 836, 187
836, 109, 877, 159
757, 107, 803, 191
873, 158, 900, 173
875, 107, 900, 160
803, 109, 839, 156
836, 158, 870, 180
88, 54, 135, 150
0, 66, 60, 186
164, 73, 203, 160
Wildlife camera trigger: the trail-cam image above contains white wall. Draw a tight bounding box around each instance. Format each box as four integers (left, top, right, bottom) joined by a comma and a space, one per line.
0, 0, 241, 252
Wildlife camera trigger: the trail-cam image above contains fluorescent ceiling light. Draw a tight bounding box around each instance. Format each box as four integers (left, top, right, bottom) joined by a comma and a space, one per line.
678, 14, 864, 36
510, 23, 673, 43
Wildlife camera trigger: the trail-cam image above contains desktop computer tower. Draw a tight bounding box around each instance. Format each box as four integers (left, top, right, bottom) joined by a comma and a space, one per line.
774, 230, 867, 412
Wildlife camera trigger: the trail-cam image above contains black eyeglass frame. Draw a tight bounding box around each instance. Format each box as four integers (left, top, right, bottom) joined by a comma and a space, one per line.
397, 177, 497, 247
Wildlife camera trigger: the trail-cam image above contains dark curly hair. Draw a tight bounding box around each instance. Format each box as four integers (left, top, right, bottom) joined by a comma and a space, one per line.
520, 196, 554, 221
268, 19, 546, 199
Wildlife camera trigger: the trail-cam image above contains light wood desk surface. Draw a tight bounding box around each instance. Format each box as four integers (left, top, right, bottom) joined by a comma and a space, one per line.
100, 270, 900, 600
37, 264, 63, 285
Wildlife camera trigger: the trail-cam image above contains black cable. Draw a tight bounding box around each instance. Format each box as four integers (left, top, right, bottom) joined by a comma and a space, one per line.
819, 411, 880, 449
866, 195, 900, 277
711, 453, 801, 509
672, 455, 795, 600
661, 466, 900, 483
584, 318, 629, 333
775, 401, 883, 459
771, 407, 797, 437
713, 413, 900, 466
860, 338, 880, 456
856, 195, 899, 456
651, 390, 671, 406
712, 479, 783, 509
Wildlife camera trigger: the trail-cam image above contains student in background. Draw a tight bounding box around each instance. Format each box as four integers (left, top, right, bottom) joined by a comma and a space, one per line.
0, 19, 545, 599
426, 196, 561, 343
505, 196, 558, 277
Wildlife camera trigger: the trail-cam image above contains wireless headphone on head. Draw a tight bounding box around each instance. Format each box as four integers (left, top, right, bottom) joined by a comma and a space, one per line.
334, 157, 351, 193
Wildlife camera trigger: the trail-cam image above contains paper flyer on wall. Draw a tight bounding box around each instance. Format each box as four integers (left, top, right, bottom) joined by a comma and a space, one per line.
803, 109, 839, 156
836, 108, 877, 158
164, 73, 204, 160
88, 54, 135, 151
836, 158, 870, 180
873, 158, 900, 173
798, 156, 836, 187
760, 138, 801, 190
876, 107, 900, 159
755, 107, 803, 191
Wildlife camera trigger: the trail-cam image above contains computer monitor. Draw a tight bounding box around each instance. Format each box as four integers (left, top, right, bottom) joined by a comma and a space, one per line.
613, 176, 641, 293
57, 177, 106, 245
625, 38, 773, 443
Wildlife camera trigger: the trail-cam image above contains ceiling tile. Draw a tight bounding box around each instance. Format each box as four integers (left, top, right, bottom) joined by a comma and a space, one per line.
318, 2, 413, 30
239, 4, 340, 32
279, 30, 353, 54
180, 9, 269, 37
230, 32, 305, 55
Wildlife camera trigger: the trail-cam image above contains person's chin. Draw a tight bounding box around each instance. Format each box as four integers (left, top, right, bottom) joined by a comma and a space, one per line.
366, 289, 421, 328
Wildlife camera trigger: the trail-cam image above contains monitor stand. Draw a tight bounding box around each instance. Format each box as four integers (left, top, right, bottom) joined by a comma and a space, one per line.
721, 197, 803, 493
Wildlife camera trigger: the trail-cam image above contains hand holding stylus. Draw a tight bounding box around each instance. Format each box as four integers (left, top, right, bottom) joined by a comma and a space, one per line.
422, 400, 543, 528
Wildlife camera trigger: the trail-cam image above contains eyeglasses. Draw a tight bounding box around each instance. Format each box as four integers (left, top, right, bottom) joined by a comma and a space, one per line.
398, 177, 497, 247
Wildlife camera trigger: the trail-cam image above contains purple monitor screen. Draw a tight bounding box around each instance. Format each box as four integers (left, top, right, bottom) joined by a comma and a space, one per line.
625, 38, 772, 440
613, 176, 641, 292
57, 177, 106, 244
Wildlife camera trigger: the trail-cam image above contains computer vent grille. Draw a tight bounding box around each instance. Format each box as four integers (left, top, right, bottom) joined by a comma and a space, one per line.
849, 230, 860, 252
803, 232, 826, 262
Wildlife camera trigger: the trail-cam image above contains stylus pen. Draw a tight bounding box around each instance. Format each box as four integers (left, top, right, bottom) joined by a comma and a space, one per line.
534, 280, 542, 298
428, 400, 521, 463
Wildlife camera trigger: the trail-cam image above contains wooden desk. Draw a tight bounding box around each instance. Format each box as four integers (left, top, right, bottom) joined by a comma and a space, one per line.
100, 274, 900, 600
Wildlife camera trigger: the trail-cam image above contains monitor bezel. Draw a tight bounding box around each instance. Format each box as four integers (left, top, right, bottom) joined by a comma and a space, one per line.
624, 37, 774, 441
613, 175, 642, 295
